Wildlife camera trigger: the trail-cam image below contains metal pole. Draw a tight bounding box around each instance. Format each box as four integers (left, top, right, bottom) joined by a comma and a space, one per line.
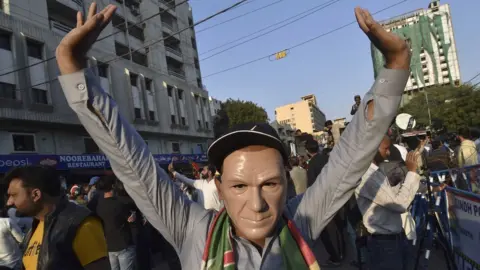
424, 90, 432, 126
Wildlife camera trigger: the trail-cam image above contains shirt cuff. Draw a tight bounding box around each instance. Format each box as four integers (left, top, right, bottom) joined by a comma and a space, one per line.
58, 68, 96, 104
373, 68, 410, 97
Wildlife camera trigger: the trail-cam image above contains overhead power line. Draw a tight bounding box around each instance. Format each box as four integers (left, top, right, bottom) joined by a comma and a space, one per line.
466, 72, 480, 84
0, 0, 189, 78
199, 0, 340, 57
202, 0, 407, 79
196, 0, 284, 34
200, 0, 340, 61
13, 0, 249, 92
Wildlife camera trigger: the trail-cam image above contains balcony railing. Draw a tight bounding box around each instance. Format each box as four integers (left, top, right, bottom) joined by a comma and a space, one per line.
168, 69, 186, 80
165, 46, 182, 57
50, 20, 74, 35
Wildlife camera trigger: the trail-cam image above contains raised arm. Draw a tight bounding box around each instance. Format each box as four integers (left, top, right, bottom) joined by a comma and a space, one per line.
288, 7, 410, 242
357, 171, 420, 213
56, 3, 210, 253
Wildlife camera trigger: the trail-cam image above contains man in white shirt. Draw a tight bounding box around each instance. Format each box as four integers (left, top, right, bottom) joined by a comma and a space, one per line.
355, 135, 420, 270
169, 163, 222, 211
0, 215, 24, 270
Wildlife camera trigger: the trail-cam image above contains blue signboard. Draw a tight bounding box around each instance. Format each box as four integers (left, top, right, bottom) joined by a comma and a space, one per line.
0, 154, 208, 173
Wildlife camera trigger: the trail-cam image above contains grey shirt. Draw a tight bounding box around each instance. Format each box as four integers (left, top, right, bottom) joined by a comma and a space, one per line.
58, 68, 408, 269
355, 163, 420, 235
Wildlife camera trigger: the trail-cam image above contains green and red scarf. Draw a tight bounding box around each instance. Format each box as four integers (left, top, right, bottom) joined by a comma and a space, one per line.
201, 208, 320, 270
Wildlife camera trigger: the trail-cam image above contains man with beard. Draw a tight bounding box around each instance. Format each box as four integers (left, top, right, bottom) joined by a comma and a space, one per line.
355, 135, 420, 270
55, 2, 410, 269
169, 163, 222, 211
4, 166, 109, 270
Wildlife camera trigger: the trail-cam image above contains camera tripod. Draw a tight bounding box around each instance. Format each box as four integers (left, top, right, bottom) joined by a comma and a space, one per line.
413, 158, 457, 270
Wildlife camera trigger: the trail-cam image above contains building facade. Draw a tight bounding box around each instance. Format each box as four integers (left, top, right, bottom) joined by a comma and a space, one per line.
371, 0, 460, 106
0, 0, 213, 155
275, 94, 326, 134
270, 120, 296, 156
209, 96, 222, 117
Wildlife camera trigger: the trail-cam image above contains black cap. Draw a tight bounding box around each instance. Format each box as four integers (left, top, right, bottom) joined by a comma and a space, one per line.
208, 122, 288, 172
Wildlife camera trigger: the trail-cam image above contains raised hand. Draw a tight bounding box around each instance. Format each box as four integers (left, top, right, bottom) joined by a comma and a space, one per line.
56, 2, 117, 75
405, 151, 419, 173
355, 7, 410, 70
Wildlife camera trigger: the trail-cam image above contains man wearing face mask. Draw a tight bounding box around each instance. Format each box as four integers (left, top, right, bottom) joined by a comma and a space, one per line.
56, 3, 410, 269
169, 163, 222, 211
355, 135, 420, 270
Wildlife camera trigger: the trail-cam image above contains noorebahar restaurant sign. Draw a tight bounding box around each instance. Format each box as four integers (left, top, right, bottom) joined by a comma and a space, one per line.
0, 154, 207, 173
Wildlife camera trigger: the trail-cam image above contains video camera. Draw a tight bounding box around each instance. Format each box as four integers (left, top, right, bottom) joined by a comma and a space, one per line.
395, 113, 428, 151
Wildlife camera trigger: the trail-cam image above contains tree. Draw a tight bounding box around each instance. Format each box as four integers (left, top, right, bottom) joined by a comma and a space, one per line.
399, 84, 480, 132
213, 98, 268, 138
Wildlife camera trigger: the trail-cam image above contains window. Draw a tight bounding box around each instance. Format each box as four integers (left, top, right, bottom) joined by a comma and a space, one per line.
128, 22, 145, 41
112, 14, 127, 32
84, 137, 100, 153
425, 78, 430, 84
205, 122, 209, 129
32, 88, 48, 104
26, 40, 43, 59
172, 142, 180, 153
197, 120, 202, 128
132, 50, 148, 67
422, 64, 427, 69
181, 116, 186, 126
145, 78, 152, 91
134, 108, 142, 119
0, 82, 16, 99
0, 31, 11, 51
148, 111, 155, 121
188, 17, 193, 27
130, 73, 138, 87
178, 89, 183, 100
194, 58, 200, 69
98, 62, 108, 78
12, 133, 36, 152
197, 78, 202, 88
167, 86, 173, 97
191, 37, 197, 50
171, 115, 176, 124
115, 42, 131, 60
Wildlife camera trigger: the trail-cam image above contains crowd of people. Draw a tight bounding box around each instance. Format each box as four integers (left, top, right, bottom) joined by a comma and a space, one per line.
1, 2, 477, 270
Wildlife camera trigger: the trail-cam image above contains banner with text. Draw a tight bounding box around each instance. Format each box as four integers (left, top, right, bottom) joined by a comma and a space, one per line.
0, 154, 207, 173
445, 188, 480, 270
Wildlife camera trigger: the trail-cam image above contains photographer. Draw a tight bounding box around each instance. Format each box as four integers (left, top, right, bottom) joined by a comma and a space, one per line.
355, 135, 421, 270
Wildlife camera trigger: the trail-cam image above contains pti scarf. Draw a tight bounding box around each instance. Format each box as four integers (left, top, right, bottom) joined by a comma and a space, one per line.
200, 209, 320, 270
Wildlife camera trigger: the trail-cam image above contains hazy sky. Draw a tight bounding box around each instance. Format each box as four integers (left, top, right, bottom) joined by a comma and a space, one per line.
189, 0, 480, 121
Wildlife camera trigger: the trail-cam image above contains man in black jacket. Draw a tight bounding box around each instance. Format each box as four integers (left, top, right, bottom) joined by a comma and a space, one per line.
5, 166, 109, 270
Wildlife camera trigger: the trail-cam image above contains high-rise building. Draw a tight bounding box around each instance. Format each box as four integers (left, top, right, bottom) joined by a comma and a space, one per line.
0, 0, 212, 155
371, 0, 460, 106
275, 94, 326, 134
